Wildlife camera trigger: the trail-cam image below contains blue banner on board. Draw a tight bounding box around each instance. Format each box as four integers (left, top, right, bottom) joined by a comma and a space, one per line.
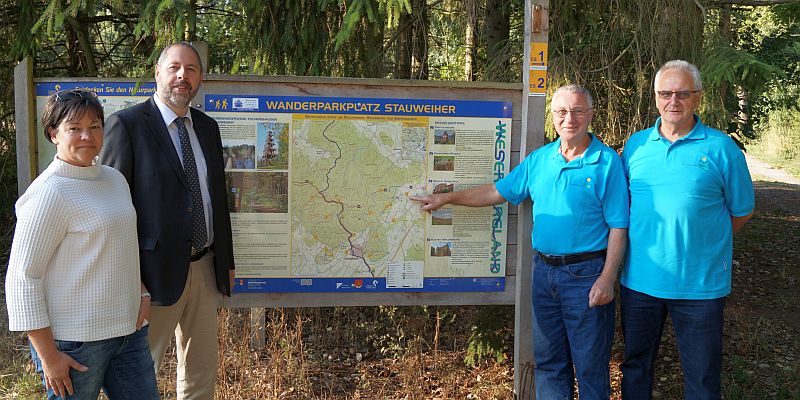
234, 277, 505, 293
36, 82, 156, 97
206, 94, 512, 118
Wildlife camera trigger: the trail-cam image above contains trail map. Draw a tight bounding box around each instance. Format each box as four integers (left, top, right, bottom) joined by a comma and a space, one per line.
207, 94, 511, 292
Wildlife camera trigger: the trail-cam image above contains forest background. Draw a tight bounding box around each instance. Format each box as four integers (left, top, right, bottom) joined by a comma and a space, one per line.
0, 0, 798, 399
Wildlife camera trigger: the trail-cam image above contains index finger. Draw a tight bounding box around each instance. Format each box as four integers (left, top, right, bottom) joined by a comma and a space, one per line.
588, 289, 598, 308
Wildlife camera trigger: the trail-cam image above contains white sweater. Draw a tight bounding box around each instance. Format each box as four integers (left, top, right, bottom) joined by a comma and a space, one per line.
5, 157, 140, 341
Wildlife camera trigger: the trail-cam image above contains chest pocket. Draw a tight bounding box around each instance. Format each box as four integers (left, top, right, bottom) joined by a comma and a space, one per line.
565, 175, 599, 208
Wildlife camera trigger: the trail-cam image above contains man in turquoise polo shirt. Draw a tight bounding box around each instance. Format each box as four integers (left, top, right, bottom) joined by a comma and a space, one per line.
412, 84, 629, 399
619, 60, 755, 400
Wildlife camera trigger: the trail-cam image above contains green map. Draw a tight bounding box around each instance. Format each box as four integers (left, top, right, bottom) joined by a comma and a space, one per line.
290, 118, 427, 278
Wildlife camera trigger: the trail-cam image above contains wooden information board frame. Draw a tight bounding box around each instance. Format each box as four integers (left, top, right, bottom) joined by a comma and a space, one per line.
14, 71, 527, 305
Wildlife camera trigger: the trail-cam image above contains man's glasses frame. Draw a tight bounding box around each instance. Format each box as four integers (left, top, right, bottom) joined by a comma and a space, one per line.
656, 90, 701, 100
54, 89, 99, 101
551, 108, 592, 117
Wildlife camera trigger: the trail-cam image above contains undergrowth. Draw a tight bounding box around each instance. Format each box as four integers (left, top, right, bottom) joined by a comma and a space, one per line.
749, 104, 800, 177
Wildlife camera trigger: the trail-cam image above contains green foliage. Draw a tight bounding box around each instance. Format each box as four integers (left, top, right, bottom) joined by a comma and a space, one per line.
30, 0, 63, 35
548, 0, 706, 148
10, 1, 37, 60
380, 0, 411, 28
135, 0, 191, 58
700, 5, 800, 145
702, 45, 784, 94
742, 4, 800, 125
30, 0, 107, 37
334, 0, 374, 51
464, 305, 510, 366
700, 42, 786, 141
232, 0, 335, 75
425, 1, 465, 80
229, 0, 398, 77
0, 0, 20, 226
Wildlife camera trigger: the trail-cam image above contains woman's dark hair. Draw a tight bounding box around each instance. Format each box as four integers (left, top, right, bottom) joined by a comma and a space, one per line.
41, 90, 104, 143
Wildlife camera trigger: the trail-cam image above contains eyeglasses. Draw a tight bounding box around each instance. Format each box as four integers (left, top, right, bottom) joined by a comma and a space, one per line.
551, 108, 592, 117
656, 90, 700, 100
54, 90, 99, 101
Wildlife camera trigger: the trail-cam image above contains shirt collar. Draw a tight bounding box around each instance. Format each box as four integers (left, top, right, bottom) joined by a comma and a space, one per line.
549, 133, 602, 165
153, 94, 194, 128
648, 114, 706, 142
583, 134, 602, 164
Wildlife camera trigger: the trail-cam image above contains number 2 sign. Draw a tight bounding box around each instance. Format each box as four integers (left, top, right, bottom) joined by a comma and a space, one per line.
529, 67, 547, 97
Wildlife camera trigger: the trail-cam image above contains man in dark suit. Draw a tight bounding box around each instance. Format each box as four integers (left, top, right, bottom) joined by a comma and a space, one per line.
102, 42, 235, 400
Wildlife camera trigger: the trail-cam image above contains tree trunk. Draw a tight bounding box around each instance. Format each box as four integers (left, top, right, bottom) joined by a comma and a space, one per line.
464, 0, 478, 81
655, 0, 704, 63
737, 87, 752, 141
486, 0, 510, 81
64, 14, 97, 76
365, 19, 385, 78
717, 4, 733, 105
186, 0, 197, 41
395, 9, 413, 78
411, 0, 429, 79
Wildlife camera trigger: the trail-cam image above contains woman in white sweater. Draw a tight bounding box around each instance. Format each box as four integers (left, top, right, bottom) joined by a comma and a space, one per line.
5, 90, 159, 399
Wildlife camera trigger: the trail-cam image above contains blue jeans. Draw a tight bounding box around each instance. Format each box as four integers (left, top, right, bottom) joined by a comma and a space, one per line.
619, 285, 725, 400
30, 325, 160, 400
532, 254, 615, 400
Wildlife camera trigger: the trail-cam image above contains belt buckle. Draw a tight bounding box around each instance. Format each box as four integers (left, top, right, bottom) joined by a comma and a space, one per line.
191, 247, 207, 261
540, 253, 563, 266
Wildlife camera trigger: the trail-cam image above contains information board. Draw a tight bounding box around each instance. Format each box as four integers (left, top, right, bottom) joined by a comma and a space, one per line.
34, 82, 511, 293
206, 95, 511, 292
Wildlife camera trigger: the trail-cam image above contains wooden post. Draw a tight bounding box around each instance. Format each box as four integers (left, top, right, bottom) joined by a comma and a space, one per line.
514, 1, 548, 399
14, 57, 36, 195
191, 41, 209, 74
250, 308, 267, 349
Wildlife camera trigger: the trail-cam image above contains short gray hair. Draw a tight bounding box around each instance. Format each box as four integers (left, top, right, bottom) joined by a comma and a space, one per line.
156, 41, 204, 72
655, 60, 702, 90
552, 84, 594, 109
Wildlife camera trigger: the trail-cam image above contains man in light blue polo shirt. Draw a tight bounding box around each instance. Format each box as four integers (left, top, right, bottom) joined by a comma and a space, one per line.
620, 60, 755, 400
412, 85, 629, 399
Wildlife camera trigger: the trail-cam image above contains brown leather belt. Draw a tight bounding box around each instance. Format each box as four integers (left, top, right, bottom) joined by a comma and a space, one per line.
535, 250, 606, 266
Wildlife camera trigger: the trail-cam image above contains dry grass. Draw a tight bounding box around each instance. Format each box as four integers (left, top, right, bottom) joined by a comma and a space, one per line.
147, 306, 514, 400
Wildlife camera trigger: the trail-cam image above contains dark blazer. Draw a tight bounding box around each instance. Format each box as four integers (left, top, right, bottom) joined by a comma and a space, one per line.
102, 97, 235, 306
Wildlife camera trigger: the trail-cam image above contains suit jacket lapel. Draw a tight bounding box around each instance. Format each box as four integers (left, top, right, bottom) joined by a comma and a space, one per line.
143, 98, 189, 187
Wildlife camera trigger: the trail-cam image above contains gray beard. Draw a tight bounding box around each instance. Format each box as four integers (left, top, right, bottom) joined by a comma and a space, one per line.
160, 87, 192, 109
